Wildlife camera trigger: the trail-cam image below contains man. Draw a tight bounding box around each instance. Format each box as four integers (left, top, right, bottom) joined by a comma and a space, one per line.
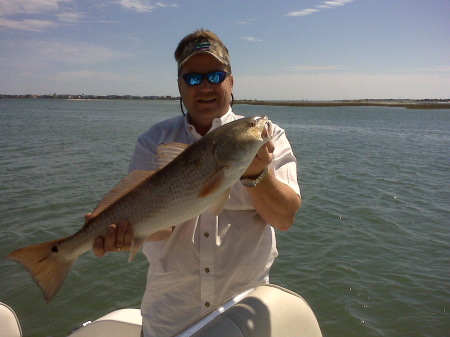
93, 29, 301, 336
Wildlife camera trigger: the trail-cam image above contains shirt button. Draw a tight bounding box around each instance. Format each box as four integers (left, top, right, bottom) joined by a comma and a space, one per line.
205, 267, 210, 273
205, 302, 210, 307
204, 232, 209, 238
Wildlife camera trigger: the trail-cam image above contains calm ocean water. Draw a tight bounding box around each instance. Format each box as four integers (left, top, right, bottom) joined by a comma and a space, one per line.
0, 99, 448, 337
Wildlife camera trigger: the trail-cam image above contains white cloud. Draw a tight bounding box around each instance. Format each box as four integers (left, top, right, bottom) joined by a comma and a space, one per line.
0, 0, 73, 31
57, 11, 84, 23
155, 2, 178, 8
117, 0, 155, 13
242, 36, 262, 42
117, 0, 177, 13
286, 9, 319, 17
117, 0, 178, 13
0, 0, 65, 16
287, 0, 355, 17
322, 0, 354, 7
0, 40, 131, 66
0, 18, 57, 32
237, 18, 258, 25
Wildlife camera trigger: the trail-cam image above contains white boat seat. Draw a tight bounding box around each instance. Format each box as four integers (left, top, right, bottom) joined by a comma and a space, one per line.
68, 309, 142, 337
0, 302, 22, 337
10, 284, 320, 337
189, 284, 322, 337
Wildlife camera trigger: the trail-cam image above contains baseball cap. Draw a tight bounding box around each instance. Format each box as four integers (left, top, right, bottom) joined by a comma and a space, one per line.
177, 39, 230, 70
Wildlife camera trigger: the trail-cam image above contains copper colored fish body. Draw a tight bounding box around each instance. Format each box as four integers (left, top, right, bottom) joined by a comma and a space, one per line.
7, 116, 271, 302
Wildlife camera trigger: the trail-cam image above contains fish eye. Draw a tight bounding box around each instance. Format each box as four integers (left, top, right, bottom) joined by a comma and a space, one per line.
250, 117, 261, 127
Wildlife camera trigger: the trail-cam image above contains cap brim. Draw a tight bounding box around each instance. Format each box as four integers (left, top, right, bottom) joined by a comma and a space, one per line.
178, 50, 228, 69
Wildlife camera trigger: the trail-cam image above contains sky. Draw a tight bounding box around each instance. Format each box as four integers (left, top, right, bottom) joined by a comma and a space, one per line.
0, 0, 449, 100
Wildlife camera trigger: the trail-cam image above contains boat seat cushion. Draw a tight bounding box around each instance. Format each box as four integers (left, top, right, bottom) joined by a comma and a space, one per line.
0, 302, 22, 337
191, 284, 322, 337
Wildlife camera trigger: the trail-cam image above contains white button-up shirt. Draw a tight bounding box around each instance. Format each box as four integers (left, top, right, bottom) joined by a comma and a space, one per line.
129, 108, 300, 337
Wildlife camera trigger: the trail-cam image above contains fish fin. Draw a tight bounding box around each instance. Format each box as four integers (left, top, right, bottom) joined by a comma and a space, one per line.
7, 238, 75, 302
198, 166, 226, 198
88, 170, 156, 221
128, 236, 146, 262
156, 143, 190, 169
208, 188, 231, 216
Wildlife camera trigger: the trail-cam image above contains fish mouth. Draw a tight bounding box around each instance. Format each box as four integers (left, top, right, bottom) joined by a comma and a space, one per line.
265, 120, 273, 140
255, 115, 273, 141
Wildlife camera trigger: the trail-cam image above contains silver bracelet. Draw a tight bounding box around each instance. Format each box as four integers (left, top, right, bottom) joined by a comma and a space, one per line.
240, 167, 269, 187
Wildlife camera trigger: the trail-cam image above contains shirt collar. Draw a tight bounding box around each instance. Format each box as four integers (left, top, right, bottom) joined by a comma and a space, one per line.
184, 107, 234, 141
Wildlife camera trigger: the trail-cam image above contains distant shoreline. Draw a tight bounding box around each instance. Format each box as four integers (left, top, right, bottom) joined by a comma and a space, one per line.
234, 100, 450, 110
1, 95, 449, 109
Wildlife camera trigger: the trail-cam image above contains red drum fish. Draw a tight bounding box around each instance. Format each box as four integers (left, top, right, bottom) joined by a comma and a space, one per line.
7, 116, 272, 302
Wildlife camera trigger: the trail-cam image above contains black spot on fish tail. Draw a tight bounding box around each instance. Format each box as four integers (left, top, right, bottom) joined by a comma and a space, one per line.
51, 245, 59, 253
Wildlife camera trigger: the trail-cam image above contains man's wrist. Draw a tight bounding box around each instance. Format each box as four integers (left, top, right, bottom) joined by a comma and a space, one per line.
240, 167, 269, 187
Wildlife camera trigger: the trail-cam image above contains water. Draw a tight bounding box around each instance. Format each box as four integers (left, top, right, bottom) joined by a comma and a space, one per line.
0, 99, 448, 337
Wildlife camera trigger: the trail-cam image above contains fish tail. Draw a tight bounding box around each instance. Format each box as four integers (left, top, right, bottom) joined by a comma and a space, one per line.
7, 238, 76, 302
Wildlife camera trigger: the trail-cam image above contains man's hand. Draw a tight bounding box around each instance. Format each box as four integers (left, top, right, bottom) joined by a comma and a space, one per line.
85, 213, 133, 257
242, 140, 275, 178
240, 127, 301, 231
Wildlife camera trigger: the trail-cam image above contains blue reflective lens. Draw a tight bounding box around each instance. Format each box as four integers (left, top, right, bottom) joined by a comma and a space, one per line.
185, 74, 202, 85
181, 71, 230, 86
207, 72, 224, 84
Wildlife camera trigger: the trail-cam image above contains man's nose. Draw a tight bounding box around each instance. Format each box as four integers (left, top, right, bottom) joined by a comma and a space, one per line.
198, 78, 213, 92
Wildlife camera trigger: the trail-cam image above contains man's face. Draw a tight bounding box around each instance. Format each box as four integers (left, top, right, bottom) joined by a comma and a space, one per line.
178, 53, 233, 133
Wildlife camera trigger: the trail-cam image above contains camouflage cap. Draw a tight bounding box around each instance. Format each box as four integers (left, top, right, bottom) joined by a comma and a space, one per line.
177, 39, 230, 70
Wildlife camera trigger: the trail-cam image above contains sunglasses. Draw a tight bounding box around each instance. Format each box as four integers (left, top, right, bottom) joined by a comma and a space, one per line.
179, 71, 231, 86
